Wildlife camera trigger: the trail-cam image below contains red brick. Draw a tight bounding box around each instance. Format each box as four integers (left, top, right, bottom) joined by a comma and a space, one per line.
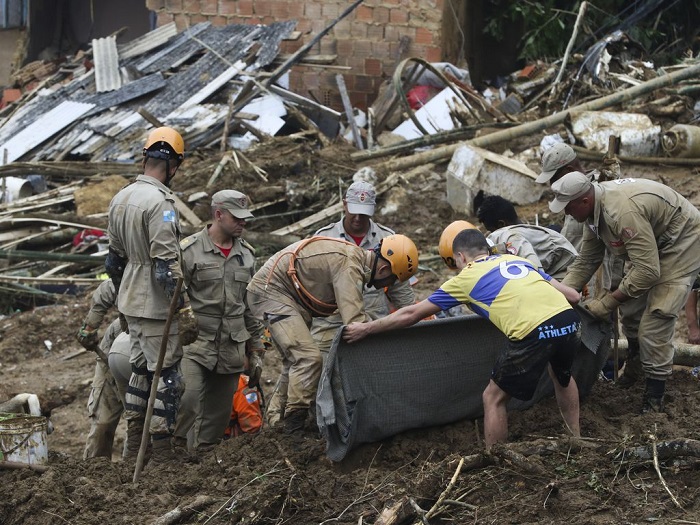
365, 58, 382, 77
165, 0, 182, 11
354, 75, 375, 93
200, 0, 218, 15
425, 46, 442, 62
366, 24, 384, 41
236, 0, 253, 16
302, 72, 320, 90
346, 56, 365, 72
156, 11, 174, 26
253, 0, 271, 16
270, 1, 289, 18
340, 74, 354, 91
354, 39, 372, 57
389, 8, 408, 24
375, 6, 390, 24
319, 39, 337, 55
174, 13, 188, 30
190, 13, 208, 23
355, 5, 373, 22
304, 2, 321, 19
336, 39, 353, 56
294, 19, 311, 33
182, 0, 198, 13
227, 15, 245, 24
322, 3, 340, 18
209, 15, 228, 26
415, 27, 433, 45
287, 2, 304, 18
281, 40, 302, 53
146, 0, 165, 10
262, 15, 275, 24
219, 0, 236, 15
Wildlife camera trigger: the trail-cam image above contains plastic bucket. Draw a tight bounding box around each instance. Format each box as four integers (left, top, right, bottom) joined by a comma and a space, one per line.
0, 413, 49, 466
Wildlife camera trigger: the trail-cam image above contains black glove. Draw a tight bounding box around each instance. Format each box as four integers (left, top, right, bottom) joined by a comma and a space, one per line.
77, 323, 99, 351
246, 351, 264, 388
177, 306, 199, 346
118, 312, 129, 334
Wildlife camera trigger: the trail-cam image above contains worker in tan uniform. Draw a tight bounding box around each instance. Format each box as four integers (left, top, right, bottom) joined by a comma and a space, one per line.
77, 279, 130, 459
106, 126, 198, 464
173, 190, 265, 452
549, 171, 700, 412
537, 142, 635, 383
247, 233, 419, 433
476, 195, 577, 280
265, 181, 416, 427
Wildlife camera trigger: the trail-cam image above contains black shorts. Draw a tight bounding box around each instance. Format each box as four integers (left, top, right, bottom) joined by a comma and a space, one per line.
491, 309, 581, 401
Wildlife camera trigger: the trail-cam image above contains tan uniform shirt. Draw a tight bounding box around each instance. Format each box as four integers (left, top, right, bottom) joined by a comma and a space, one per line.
84, 280, 117, 328
107, 175, 183, 319
565, 178, 700, 297
247, 238, 373, 325
487, 224, 577, 280
313, 219, 415, 319
180, 227, 264, 374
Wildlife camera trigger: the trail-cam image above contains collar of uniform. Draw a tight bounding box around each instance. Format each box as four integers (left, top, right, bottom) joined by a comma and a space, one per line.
590, 184, 603, 232
338, 218, 378, 247
135, 174, 172, 194
203, 224, 244, 256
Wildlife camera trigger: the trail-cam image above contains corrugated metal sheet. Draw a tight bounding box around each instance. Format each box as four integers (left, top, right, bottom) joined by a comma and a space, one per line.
117, 22, 178, 60
134, 22, 212, 74
93, 36, 122, 93
84, 73, 166, 116
0, 101, 95, 164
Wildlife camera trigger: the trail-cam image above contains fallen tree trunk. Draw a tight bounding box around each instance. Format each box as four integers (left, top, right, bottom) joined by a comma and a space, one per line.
572, 144, 700, 166
373, 62, 700, 172
615, 338, 700, 367
0, 161, 138, 178
622, 439, 700, 461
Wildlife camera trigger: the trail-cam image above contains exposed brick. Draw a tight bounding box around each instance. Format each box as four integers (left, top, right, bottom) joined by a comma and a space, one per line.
340, 73, 354, 91
349, 92, 368, 111
310, 19, 326, 33
295, 19, 311, 32
190, 13, 207, 23
374, 6, 390, 24
349, 21, 368, 38
236, 0, 254, 16
321, 2, 339, 18
174, 13, 189, 30
287, 2, 304, 18
281, 40, 302, 53
302, 71, 320, 90
354, 75, 375, 94
389, 8, 408, 24
355, 5, 373, 22
262, 15, 275, 24
182, 0, 198, 13
304, 2, 321, 19
354, 39, 372, 57
383, 0, 401, 4
209, 15, 228, 26
366, 24, 384, 41
425, 45, 442, 62
251, 0, 269, 16
365, 58, 382, 77
227, 15, 245, 24
219, 0, 237, 15
415, 27, 433, 45
346, 56, 365, 72
371, 41, 391, 58
336, 39, 353, 56
319, 39, 338, 55
270, 1, 289, 18
156, 11, 175, 26
165, 0, 182, 12
333, 20, 351, 38
199, 0, 217, 15
146, 0, 165, 10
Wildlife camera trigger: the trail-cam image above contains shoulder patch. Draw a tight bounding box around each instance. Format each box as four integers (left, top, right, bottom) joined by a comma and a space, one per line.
240, 238, 256, 255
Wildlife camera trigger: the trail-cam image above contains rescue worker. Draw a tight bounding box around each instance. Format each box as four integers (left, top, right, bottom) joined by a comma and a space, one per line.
77, 279, 131, 459
685, 275, 700, 345
265, 181, 415, 427
344, 228, 582, 449
476, 195, 577, 280
172, 190, 265, 452
247, 233, 419, 433
106, 126, 198, 464
549, 171, 700, 412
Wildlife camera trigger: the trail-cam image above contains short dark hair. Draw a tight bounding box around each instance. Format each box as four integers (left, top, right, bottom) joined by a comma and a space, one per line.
476, 195, 519, 231
453, 229, 490, 259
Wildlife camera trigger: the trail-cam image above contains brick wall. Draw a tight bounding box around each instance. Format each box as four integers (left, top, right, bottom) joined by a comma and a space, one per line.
145, 0, 444, 111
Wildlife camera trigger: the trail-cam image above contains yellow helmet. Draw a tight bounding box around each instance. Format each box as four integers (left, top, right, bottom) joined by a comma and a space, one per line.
143, 126, 185, 164
379, 234, 418, 282
439, 220, 477, 269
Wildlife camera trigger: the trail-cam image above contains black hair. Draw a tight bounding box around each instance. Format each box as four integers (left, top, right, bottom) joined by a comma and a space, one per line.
476, 195, 519, 232
452, 229, 490, 259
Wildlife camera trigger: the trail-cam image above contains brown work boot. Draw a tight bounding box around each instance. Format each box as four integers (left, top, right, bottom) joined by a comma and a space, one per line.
283, 409, 307, 434
123, 419, 149, 461
173, 436, 198, 464
146, 436, 179, 469
616, 339, 642, 389
641, 378, 665, 414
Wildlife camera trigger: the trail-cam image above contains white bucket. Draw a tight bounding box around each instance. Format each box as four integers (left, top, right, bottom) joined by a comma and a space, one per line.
0, 413, 49, 466
0, 176, 33, 203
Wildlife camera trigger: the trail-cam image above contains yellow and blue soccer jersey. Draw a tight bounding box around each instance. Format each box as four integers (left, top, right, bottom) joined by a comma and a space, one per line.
428, 254, 571, 340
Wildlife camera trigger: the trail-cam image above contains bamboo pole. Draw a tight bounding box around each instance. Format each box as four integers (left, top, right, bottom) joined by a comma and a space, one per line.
373, 62, 700, 172
0, 249, 104, 264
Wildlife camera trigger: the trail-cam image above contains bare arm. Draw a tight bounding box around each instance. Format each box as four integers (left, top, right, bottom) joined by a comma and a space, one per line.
548, 277, 581, 306
343, 299, 441, 343
686, 291, 700, 345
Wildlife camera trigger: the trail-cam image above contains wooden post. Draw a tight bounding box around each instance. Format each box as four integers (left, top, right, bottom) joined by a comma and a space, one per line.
336, 74, 363, 149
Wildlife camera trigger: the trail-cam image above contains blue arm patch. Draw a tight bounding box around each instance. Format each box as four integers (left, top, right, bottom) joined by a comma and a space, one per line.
163, 210, 176, 223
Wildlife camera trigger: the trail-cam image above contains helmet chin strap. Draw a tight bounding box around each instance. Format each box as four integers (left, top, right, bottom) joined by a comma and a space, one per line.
369, 247, 381, 287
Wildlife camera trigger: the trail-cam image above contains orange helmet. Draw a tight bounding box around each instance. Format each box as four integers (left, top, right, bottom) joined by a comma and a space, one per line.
143, 126, 185, 164
439, 220, 477, 269
379, 234, 418, 282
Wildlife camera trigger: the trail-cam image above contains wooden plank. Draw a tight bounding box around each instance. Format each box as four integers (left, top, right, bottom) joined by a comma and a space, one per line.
172, 193, 203, 228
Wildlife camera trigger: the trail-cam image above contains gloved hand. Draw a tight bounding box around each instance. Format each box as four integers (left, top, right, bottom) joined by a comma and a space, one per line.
489, 242, 513, 255
118, 312, 129, 334
77, 323, 99, 351
177, 306, 199, 346
246, 350, 264, 388
584, 293, 620, 321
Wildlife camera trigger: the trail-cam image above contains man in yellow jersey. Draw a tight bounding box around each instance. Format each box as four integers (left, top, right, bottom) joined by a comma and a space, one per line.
344, 228, 581, 448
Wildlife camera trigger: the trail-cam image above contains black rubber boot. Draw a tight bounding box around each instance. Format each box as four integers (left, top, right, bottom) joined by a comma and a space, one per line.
283, 409, 307, 434
617, 338, 642, 389
641, 378, 665, 414
124, 419, 147, 460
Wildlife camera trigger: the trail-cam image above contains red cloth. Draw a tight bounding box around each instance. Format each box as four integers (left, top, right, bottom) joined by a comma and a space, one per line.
72, 228, 107, 247
406, 85, 439, 110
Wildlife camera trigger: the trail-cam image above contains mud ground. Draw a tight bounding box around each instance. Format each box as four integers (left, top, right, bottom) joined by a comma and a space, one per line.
1, 133, 700, 524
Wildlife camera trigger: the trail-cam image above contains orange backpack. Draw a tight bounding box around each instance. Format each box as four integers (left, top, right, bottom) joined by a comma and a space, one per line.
225, 374, 263, 437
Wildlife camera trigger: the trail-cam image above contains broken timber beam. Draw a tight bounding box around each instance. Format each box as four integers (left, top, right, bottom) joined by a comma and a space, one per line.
373, 62, 700, 172
571, 144, 700, 166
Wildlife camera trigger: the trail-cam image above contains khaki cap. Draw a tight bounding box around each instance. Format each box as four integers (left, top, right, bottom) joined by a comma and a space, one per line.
536, 143, 577, 183
212, 190, 254, 219
549, 171, 592, 213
